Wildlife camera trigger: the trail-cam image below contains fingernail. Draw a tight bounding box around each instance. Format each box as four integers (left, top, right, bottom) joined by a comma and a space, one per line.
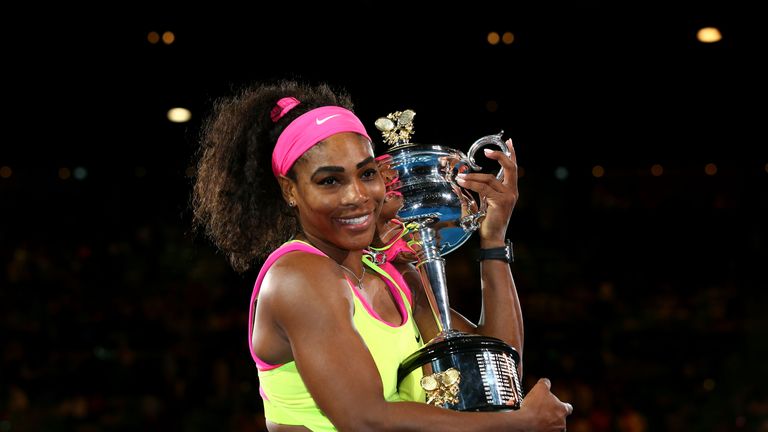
484, 148, 494, 154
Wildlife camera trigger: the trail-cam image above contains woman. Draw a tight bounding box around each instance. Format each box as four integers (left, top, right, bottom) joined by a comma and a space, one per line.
193, 80, 572, 431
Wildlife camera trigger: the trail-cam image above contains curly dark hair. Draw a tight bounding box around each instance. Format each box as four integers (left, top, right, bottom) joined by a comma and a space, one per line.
192, 80, 355, 272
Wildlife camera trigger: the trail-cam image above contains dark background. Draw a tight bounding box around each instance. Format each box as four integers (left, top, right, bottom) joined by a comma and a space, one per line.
2, 2, 767, 431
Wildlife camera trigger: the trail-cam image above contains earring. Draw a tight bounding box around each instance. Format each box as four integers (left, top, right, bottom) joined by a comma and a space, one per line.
288, 200, 295, 207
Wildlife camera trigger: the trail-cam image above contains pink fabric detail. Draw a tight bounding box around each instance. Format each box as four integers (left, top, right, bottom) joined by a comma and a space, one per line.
383, 173, 400, 189
349, 265, 409, 328
270, 97, 301, 122
254, 355, 281, 372
248, 241, 326, 370
377, 154, 403, 198
381, 237, 415, 263
259, 385, 270, 401
271, 106, 371, 177
379, 260, 413, 307
372, 219, 417, 264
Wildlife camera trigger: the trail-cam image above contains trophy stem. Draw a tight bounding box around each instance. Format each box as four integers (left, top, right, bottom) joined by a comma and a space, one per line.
415, 224, 453, 335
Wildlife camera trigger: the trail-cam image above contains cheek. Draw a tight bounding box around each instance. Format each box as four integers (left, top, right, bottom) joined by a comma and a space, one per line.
370, 179, 386, 202
306, 196, 336, 213
295, 184, 334, 214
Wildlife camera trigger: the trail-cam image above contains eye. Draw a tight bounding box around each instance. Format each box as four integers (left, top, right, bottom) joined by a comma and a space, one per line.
362, 168, 378, 180
318, 176, 339, 186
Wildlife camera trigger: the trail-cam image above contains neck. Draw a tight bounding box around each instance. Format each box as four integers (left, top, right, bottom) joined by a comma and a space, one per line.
296, 232, 363, 269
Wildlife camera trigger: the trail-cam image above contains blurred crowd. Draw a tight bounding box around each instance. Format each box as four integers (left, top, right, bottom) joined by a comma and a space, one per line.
2, 165, 767, 431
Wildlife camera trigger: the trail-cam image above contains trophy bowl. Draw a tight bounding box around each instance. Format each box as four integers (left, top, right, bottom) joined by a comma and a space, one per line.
380, 143, 474, 255
377, 135, 509, 256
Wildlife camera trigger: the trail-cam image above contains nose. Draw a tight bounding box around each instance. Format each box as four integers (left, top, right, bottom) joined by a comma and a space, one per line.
341, 178, 369, 206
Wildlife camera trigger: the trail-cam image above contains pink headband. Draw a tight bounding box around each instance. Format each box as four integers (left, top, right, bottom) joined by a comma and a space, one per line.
271, 101, 371, 177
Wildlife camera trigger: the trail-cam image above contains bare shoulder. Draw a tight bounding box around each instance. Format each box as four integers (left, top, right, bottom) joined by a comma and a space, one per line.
259, 251, 353, 320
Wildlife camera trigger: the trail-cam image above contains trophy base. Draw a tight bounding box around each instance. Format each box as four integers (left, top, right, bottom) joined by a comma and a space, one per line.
398, 332, 523, 411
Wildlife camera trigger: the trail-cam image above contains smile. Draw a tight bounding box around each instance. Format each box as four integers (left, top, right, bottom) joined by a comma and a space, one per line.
337, 214, 370, 225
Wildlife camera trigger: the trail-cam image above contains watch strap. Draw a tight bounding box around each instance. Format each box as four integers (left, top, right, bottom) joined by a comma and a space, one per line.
478, 239, 514, 263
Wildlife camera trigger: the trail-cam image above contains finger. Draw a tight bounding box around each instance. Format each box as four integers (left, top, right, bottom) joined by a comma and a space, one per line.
482, 147, 517, 170
538, 377, 551, 390
456, 176, 503, 198
456, 173, 506, 195
459, 172, 503, 183
564, 402, 574, 415
482, 148, 518, 187
482, 138, 515, 156
482, 139, 517, 163
506, 138, 515, 154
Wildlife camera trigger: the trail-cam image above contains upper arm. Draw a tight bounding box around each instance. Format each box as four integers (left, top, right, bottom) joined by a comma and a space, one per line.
262, 254, 389, 430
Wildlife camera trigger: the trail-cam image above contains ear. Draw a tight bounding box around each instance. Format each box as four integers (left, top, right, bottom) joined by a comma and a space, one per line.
277, 175, 297, 208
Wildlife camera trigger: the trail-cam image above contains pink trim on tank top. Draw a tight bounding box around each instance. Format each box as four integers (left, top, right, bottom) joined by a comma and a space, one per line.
350, 260, 411, 327
249, 242, 326, 370
259, 385, 270, 401
249, 241, 414, 371
379, 260, 413, 307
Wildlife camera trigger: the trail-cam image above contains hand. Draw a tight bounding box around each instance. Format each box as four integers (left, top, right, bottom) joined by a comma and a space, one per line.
455, 139, 518, 246
517, 378, 573, 432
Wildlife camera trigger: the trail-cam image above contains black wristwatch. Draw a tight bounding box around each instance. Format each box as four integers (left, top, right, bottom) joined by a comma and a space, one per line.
478, 239, 514, 263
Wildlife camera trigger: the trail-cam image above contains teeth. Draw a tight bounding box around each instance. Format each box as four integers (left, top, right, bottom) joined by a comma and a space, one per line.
339, 215, 369, 225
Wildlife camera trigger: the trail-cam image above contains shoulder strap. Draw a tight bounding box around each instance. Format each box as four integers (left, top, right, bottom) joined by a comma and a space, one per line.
363, 255, 414, 308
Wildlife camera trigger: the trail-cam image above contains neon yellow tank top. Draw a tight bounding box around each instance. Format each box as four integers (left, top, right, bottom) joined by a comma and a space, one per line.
255, 245, 425, 431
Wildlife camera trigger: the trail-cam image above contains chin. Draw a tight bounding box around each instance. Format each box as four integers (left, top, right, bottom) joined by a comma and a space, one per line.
347, 230, 376, 251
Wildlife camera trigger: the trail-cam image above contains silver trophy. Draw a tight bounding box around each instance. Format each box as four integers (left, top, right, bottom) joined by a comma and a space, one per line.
375, 110, 524, 411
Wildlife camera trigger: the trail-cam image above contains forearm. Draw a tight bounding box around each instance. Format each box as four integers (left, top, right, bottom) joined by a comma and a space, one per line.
346, 400, 530, 432
475, 253, 524, 360
456, 138, 523, 358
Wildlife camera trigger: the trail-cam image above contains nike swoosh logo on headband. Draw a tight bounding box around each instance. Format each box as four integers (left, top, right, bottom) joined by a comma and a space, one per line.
316, 114, 341, 125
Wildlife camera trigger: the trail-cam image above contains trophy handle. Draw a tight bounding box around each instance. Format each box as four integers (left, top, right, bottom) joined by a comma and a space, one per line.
466, 131, 511, 180
459, 131, 511, 232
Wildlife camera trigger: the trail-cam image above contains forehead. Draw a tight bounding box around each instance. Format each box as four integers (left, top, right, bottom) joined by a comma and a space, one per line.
295, 132, 374, 169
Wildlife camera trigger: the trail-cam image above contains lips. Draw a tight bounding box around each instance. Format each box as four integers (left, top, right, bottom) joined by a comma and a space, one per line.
334, 210, 378, 231
337, 214, 370, 225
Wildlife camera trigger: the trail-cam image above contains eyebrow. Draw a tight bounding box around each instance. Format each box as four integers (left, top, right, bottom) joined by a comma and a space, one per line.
311, 156, 375, 177
356, 156, 375, 169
